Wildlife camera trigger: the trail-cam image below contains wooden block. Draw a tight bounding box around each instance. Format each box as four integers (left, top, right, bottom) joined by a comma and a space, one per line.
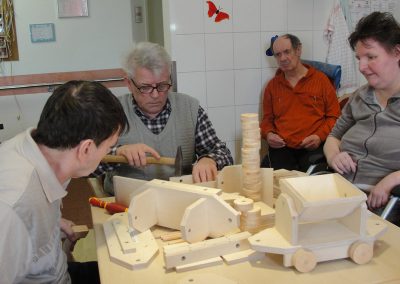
177, 273, 237, 284
72, 225, 89, 239
128, 180, 239, 242
222, 249, 265, 264
175, 257, 223, 272
103, 213, 159, 270
112, 219, 136, 253
163, 232, 251, 269
160, 231, 182, 241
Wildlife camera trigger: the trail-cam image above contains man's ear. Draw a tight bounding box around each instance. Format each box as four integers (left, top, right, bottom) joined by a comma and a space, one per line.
77, 139, 94, 161
124, 76, 135, 94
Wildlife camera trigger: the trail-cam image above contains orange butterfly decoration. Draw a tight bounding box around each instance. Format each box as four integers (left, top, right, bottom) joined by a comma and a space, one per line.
206, 1, 230, 22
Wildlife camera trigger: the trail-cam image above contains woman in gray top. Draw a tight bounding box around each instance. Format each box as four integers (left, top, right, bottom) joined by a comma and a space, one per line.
324, 12, 400, 210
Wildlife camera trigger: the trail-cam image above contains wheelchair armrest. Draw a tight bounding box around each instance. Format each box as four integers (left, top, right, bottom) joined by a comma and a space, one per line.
391, 185, 400, 197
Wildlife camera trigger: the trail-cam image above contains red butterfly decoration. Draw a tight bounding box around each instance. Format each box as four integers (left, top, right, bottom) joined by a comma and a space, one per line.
206, 1, 229, 22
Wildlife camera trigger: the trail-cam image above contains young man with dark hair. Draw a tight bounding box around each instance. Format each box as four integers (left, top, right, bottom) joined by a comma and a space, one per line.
0, 80, 129, 283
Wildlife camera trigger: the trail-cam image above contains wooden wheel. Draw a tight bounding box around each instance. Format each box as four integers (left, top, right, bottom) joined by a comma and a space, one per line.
292, 249, 317, 273
349, 241, 373, 265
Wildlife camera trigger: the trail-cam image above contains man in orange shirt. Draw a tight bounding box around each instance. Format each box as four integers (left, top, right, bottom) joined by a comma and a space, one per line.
260, 34, 340, 171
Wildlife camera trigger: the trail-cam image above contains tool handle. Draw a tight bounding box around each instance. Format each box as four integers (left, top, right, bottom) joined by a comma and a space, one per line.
89, 197, 128, 214
102, 155, 175, 165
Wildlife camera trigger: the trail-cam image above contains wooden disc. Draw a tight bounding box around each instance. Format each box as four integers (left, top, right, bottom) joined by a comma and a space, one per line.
233, 198, 254, 212
349, 241, 373, 265
292, 249, 317, 273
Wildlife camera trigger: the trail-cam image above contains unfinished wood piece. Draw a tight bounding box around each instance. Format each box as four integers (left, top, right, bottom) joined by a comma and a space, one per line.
112, 219, 136, 253
175, 257, 223, 272
292, 249, 317, 273
160, 231, 182, 241
128, 179, 238, 243
178, 273, 237, 284
221, 249, 265, 265
72, 225, 89, 239
169, 164, 274, 207
163, 231, 251, 270
280, 174, 368, 222
180, 198, 210, 243
114, 176, 148, 207
248, 174, 388, 272
349, 241, 373, 265
103, 212, 158, 270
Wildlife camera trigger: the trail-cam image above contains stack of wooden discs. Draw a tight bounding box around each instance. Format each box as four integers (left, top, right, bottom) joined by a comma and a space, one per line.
241, 113, 261, 201
233, 197, 262, 234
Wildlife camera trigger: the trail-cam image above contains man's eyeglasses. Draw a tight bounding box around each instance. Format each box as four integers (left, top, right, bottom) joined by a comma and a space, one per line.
130, 78, 172, 94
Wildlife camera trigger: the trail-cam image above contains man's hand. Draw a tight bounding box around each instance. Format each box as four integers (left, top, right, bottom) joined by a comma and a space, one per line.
116, 144, 160, 167
60, 218, 78, 243
299, 134, 321, 150
329, 151, 356, 175
266, 132, 286, 148
192, 157, 218, 183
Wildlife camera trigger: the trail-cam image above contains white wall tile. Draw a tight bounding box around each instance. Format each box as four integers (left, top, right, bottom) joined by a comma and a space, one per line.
261, 0, 288, 31
16, 93, 51, 130
233, 0, 260, 32
169, 0, 204, 34
204, 0, 233, 33
233, 32, 261, 69
205, 33, 234, 70
173, 34, 205, 72
207, 106, 236, 141
312, 30, 329, 62
234, 69, 263, 106
287, 0, 313, 31
177, 72, 207, 107
206, 70, 235, 107
0, 96, 25, 142
313, 0, 334, 30
288, 30, 313, 60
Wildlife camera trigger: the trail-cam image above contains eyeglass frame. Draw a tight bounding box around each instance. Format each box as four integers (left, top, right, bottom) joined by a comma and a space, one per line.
130, 77, 172, 94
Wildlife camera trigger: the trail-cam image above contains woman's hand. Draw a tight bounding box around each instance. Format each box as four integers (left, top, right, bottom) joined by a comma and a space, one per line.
330, 151, 356, 174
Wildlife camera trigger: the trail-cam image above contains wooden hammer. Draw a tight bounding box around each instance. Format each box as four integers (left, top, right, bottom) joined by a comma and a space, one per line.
101, 145, 183, 176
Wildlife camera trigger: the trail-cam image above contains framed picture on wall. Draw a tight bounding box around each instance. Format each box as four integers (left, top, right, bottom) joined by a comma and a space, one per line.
58, 0, 89, 18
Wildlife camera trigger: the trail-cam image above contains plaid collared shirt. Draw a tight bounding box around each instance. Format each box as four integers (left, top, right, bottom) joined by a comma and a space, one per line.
94, 98, 233, 176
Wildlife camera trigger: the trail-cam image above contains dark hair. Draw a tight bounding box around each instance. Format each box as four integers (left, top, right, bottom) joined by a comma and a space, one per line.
348, 12, 400, 52
32, 80, 129, 149
272, 33, 302, 53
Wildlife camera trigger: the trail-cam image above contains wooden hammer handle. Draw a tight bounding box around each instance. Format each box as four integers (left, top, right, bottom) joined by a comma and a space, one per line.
102, 155, 175, 165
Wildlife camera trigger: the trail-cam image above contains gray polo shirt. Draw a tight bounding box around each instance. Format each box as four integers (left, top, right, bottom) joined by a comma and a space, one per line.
0, 128, 70, 283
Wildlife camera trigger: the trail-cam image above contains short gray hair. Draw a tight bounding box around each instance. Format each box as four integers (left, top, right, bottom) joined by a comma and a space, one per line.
122, 42, 172, 78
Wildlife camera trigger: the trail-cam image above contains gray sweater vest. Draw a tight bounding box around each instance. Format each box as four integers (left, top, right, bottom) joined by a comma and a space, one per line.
104, 92, 199, 194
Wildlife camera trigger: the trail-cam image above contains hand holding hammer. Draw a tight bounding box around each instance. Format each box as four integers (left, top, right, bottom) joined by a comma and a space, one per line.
102, 144, 183, 176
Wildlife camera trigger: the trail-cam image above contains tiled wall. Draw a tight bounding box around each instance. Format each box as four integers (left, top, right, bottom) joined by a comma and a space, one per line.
167, 0, 335, 162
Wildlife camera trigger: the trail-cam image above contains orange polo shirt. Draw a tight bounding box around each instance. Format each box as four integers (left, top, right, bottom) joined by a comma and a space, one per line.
260, 65, 340, 149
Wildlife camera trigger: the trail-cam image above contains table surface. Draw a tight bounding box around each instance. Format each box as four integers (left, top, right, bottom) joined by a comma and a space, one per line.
91, 198, 400, 284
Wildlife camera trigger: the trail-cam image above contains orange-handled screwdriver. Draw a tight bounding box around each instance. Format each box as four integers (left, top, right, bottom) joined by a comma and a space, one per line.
89, 197, 128, 214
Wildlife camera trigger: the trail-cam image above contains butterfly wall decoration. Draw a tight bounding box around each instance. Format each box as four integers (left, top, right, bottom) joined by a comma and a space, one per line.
206, 1, 230, 23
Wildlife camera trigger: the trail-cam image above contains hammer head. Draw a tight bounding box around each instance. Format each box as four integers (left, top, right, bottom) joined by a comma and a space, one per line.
174, 146, 183, 177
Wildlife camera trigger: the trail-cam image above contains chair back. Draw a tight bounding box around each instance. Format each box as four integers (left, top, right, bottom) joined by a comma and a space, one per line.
302, 60, 341, 90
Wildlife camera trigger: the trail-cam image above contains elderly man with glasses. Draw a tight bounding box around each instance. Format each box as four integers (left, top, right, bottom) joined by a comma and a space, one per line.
96, 42, 233, 195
